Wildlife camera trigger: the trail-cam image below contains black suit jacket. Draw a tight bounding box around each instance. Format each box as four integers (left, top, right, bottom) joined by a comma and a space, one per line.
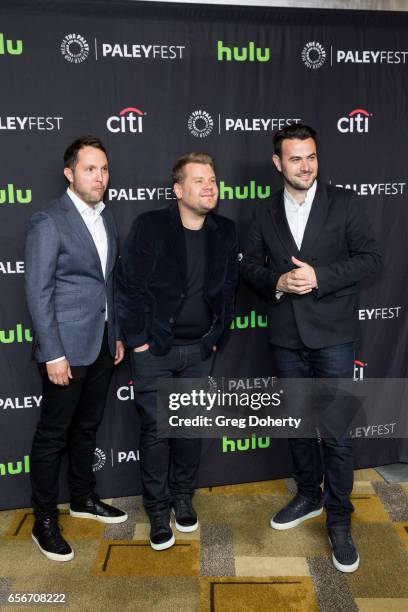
116, 201, 238, 358
240, 182, 381, 349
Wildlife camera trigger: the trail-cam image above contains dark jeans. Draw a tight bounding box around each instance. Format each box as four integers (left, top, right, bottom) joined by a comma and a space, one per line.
131, 343, 214, 516
270, 342, 355, 528
30, 330, 114, 520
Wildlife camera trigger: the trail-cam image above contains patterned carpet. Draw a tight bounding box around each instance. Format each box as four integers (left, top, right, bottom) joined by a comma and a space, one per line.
1, 468, 408, 611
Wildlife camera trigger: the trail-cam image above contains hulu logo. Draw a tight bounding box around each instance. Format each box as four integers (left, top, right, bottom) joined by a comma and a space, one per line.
219, 180, 271, 201
217, 41, 270, 62
222, 435, 271, 452
0, 455, 30, 476
0, 33, 23, 56
0, 184, 32, 205
230, 310, 267, 330
0, 324, 33, 344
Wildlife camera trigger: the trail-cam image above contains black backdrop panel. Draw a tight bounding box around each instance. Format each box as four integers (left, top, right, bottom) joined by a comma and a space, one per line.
1, 0, 407, 510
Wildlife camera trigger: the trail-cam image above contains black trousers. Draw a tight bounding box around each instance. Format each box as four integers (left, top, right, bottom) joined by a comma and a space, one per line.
131, 343, 214, 516
30, 329, 114, 520
270, 342, 355, 528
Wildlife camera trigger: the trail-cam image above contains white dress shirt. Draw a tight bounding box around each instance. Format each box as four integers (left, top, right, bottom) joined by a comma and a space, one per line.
47, 189, 108, 364
275, 180, 317, 299
283, 180, 317, 250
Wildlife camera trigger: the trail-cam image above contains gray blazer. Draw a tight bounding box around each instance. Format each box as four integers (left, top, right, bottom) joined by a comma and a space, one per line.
25, 193, 119, 365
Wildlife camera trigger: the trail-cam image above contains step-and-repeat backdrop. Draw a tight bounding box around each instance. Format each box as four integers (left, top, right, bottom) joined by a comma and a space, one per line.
1, 0, 408, 510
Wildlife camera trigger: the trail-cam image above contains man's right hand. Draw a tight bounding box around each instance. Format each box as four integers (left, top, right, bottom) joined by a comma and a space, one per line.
46, 358, 73, 386
276, 270, 313, 295
133, 343, 150, 353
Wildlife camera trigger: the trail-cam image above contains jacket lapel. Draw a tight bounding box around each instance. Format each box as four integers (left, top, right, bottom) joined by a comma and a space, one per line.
59, 193, 105, 279
168, 202, 187, 284
101, 209, 117, 279
299, 182, 329, 258
203, 212, 219, 288
269, 189, 300, 257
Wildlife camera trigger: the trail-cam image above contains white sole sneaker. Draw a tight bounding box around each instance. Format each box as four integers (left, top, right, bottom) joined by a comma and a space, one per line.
150, 532, 175, 551
69, 509, 128, 524
171, 507, 199, 533
271, 507, 323, 530
331, 552, 360, 573
32, 534, 74, 562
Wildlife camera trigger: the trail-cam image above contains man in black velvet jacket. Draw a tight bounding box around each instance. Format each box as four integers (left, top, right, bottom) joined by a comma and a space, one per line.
116, 152, 238, 551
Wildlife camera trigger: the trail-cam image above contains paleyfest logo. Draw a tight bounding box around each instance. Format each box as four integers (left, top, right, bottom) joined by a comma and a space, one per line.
60, 33, 89, 63
187, 110, 214, 138
107, 106, 146, 133
301, 42, 326, 69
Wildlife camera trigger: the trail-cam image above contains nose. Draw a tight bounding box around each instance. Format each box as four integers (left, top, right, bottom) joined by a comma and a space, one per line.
299, 159, 310, 172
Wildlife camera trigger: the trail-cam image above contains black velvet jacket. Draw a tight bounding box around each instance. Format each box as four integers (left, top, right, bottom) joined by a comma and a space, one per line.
116, 202, 239, 358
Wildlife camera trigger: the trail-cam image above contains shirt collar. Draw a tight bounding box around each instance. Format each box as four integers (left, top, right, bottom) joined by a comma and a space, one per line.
284, 180, 317, 209
67, 188, 105, 217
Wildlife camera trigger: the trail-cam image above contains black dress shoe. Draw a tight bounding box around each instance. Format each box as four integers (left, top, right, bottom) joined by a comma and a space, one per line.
271, 493, 323, 530
32, 518, 74, 562
171, 495, 199, 533
70, 494, 128, 524
328, 526, 360, 573
149, 512, 175, 551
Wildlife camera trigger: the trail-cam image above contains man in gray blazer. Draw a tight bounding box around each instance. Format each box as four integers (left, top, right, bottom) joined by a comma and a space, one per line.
25, 135, 127, 562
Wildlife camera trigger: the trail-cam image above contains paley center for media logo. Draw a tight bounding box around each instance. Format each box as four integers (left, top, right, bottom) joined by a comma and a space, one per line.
301, 42, 326, 69
0, 261, 25, 275
0, 32, 23, 56
93, 445, 140, 470
107, 106, 146, 133
60, 33, 186, 62
187, 110, 301, 138
61, 33, 89, 63
301, 41, 408, 67
337, 108, 372, 134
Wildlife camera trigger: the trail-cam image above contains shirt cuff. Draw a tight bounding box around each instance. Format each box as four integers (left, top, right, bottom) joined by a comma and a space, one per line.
46, 356, 66, 364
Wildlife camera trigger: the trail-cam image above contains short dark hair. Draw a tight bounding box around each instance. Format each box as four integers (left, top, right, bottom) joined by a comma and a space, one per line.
274, 124, 317, 158
64, 135, 108, 169
172, 152, 216, 185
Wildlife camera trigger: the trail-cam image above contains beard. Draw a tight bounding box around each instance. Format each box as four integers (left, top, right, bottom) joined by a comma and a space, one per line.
283, 171, 317, 193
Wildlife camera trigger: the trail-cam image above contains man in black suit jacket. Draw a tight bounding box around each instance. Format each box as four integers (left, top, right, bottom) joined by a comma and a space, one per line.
116, 152, 238, 551
241, 125, 381, 573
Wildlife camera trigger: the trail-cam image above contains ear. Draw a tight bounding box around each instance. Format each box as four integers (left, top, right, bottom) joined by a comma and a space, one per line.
272, 154, 282, 173
64, 167, 73, 184
173, 182, 183, 200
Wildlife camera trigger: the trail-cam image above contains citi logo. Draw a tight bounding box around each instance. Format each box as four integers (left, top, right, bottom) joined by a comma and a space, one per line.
0, 184, 32, 205
117, 381, 134, 401
107, 107, 145, 133
0, 33, 23, 56
354, 359, 367, 381
0, 455, 30, 477
230, 310, 267, 330
337, 108, 372, 133
0, 324, 33, 344
217, 41, 270, 62
219, 180, 271, 201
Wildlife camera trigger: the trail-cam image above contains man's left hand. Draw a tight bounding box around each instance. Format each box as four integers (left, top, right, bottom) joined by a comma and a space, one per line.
290, 256, 317, 292
114, 340, 125, 365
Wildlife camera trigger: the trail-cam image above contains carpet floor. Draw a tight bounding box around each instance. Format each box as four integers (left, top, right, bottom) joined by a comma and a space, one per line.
1, 468, 408, 611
